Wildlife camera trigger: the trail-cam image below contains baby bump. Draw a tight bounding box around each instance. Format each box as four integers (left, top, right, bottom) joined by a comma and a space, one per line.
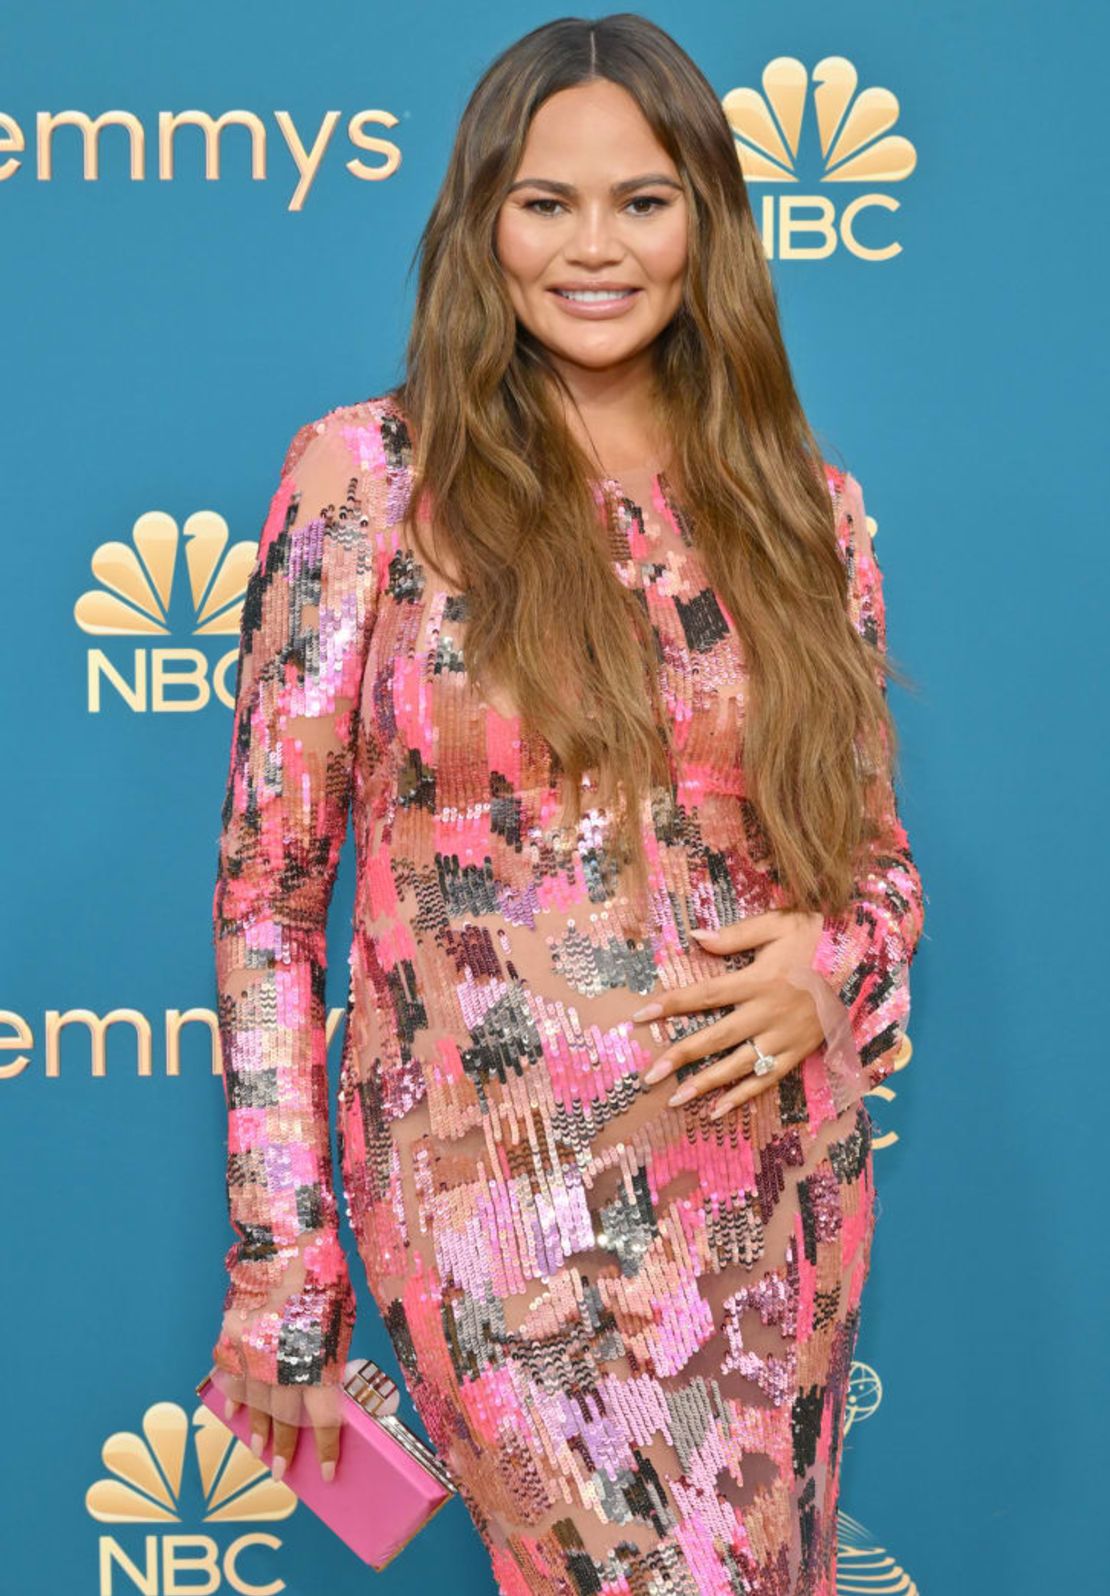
337, 1032, 877, 1559
340, 967, 876, 1354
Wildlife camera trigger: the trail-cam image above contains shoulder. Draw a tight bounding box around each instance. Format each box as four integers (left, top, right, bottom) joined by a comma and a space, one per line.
280, 389, 414, 482
820, 460, 870, 563
820, 460, 865, 523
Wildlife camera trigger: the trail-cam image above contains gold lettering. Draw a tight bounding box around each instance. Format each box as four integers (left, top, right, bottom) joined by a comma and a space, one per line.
158, 110, 266, 180
274, 109, 341, 212
0, 1010, 33, 1080
0, 111, 25, 181
45, 1008, 153, 1078
38, 110, 144, 180
161, 1535, 220, 1596
840, 193, 902, 261
97, 1533, 157, 1594
88, 649, 147, 714
165, 1008, 221, 1079
152, 648, 210, 712
223, 1532, 284, 1596
777, 195, 837, 262
347, 109, 402, 183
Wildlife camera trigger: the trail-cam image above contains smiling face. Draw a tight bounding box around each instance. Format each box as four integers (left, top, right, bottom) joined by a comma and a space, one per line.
495, 79, 689, 386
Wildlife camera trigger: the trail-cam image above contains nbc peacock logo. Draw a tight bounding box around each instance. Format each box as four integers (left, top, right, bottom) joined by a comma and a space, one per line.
722, 55, 918, 261
835, 1360, 921, 1593
86, 1397, 298, 1594
74, 510, 255, 713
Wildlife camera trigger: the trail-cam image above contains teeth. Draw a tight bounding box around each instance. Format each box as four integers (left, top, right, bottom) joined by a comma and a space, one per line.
557, 289, 634, 303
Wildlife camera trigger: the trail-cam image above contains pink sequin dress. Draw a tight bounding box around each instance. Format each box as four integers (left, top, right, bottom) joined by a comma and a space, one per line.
210, 392, 924, 1593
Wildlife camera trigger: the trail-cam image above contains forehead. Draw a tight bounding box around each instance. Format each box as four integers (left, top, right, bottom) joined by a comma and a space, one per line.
517, 81, 675, 178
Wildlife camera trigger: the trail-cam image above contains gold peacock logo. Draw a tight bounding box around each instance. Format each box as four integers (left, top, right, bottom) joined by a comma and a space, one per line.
74, 512, 255, 713
722, 56, 918, 260
74, 511, 254, 637
86, 1399, 294, 1524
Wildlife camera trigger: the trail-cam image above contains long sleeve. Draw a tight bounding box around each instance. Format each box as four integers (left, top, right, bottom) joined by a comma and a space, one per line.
808, 471, 926, 1093
209, 408, 379, 1400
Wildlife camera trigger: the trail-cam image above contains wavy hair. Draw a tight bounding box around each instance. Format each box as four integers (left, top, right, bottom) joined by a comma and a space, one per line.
385, 12, 910, 931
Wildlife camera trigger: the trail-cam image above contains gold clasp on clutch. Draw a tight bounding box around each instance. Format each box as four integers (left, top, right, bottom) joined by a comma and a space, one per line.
342, 1357, 401, 1417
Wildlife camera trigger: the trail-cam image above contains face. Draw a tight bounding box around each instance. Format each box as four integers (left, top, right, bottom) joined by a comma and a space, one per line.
495, 79, 689, 385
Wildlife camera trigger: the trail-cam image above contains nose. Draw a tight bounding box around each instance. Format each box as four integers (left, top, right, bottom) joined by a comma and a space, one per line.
563, 202, 625, 268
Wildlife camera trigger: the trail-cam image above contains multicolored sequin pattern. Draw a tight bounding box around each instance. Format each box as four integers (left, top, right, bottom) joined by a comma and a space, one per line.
212, 394, 924, 1593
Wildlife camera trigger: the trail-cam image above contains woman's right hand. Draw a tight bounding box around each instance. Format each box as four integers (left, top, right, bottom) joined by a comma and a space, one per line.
214, 1306, 345, 1483
210, 1229, 355, 1483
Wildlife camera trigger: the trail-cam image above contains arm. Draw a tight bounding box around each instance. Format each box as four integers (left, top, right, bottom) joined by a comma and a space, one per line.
809, 470, 926, 1092
210, 408, 379, 1403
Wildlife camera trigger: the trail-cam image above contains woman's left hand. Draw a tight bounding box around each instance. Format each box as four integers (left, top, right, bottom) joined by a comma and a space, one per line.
633, 911, 827, 1117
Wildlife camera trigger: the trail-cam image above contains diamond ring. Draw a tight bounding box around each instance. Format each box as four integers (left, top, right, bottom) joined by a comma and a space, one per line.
750, 1039, 778, 1077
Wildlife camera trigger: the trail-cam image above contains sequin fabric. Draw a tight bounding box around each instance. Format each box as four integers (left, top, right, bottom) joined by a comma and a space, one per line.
211, 393, 924, 1593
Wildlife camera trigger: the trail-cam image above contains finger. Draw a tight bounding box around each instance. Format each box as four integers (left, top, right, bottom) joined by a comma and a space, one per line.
270, 1419, 301, 1481
665, 1044, 756, 1107
667, 1031, 789, 1107
642, 1010, 748, 1086
304, 1384, 345, 1482
689, 913, 785, 953
245, 1380, 274, 1456
246, 1403, 270, 1457
303, 1382, 345, 1431
211, 1366, 248, 1421
708, 1050, 803, 1117
631, 973, 751, 1024
267, 1385, 304, 1481
644, 999, 775, 1088
311, 1421, 342, 1482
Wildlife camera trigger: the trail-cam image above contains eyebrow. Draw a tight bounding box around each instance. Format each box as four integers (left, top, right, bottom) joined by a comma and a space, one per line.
507, 173, 683, 197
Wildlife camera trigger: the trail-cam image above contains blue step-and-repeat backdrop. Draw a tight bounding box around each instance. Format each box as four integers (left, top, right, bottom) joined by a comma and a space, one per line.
3, 3, 1104, 1592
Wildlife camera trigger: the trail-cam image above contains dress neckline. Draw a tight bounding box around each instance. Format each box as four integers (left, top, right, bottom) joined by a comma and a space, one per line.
596, 467, 670, 515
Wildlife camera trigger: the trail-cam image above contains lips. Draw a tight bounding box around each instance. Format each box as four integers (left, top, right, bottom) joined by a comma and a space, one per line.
546, 286, 644, 320
549, 286, 641, 297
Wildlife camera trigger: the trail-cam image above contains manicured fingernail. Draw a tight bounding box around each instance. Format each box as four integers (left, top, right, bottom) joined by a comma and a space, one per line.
709, 1099, 730, 1119
320, 1459, 336, 1483
643, 1057, 673, 1085
669, 1081, 695, 1106
271, 1454, 286, 1482
224, 1398, 238, 1421
632, 1002, 662, 1022
250, 1432, 264, 1457
690, 928, 713, 940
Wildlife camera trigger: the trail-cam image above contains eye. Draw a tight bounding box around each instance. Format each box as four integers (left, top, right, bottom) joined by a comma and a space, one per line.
625, 195, 670, 216
520, 194, 672, 217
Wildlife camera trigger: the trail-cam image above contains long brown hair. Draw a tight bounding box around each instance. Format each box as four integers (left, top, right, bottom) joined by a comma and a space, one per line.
387, 12, 910, 930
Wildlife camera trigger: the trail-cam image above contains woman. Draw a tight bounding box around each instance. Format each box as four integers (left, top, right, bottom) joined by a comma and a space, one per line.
208, 14, 925, 1593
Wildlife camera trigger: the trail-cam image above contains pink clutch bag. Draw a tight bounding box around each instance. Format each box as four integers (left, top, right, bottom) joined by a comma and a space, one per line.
195, 1357, 457, 1570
